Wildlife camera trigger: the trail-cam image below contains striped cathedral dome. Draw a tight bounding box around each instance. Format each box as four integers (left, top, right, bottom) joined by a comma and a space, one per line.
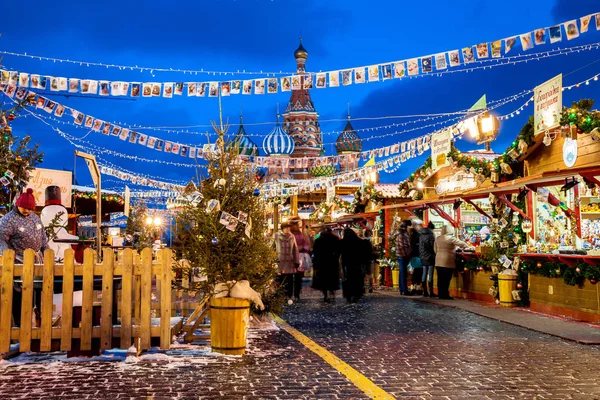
263, 121, 295, 156
229, 119, 259, 156
335, 120, 362, 154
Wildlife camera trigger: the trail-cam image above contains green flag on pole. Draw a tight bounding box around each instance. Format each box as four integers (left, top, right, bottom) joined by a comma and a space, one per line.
468, 94, 487, 111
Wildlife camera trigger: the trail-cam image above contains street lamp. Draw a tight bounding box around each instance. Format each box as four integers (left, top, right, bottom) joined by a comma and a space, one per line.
153, 217, 162, 227
474, 112, 500, 151
145, 216, 154, 226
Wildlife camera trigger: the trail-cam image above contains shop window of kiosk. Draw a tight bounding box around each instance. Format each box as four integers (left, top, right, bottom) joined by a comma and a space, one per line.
459, 199, 492, 246
579, 183, 600, 249
535, 186, 576, 250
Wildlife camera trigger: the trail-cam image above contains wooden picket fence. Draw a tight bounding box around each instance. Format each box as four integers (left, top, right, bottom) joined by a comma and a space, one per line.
0, 247, 175, 355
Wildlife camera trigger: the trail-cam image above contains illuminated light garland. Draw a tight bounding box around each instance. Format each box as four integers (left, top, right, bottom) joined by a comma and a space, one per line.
2, 13, 598, 97
72, 189, 125, 205
0, 49, 291, 76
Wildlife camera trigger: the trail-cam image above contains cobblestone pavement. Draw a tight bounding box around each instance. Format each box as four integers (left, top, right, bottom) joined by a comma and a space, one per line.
1, 288, 600, 399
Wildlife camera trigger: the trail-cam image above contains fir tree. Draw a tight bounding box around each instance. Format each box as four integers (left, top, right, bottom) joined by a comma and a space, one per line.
174, 123, 277, 305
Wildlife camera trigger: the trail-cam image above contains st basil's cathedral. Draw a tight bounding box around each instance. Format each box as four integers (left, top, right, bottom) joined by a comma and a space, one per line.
230, 40, 363, 182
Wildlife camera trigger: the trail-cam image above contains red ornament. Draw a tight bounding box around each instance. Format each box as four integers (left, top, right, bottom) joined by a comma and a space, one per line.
517, 283, 523, 289
7, 113, 16, 122
590, 279, 598, 285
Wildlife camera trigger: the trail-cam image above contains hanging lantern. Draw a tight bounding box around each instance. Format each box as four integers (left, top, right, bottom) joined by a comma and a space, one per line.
491, 171, 500, 183
521, 218, 533, 233
568, 124, 578, 140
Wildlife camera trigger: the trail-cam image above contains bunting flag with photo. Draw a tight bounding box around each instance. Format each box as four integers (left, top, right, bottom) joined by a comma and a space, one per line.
329, 71, 340, 87
175, 82, 184, 95
368, 65, 379, 82
448, 50, 460, 67
147, 137, 157, 149
129, 131, 138, 143
243, 80, 252, 94
120, 129, 130, 141
254, 79, 265, 94
221, 81, 231, 96
68, 78, 78, 92
187, 83, 197, 96
281, 77, 291, 91
520, 33, 534, 51
209, 82, 219, 97
267, 78, 278, 93
198, 83, 207, 97
534, 28, 546, 45
303, 73, 314, 89
421, 57, 432, 73
564, 20, 580, 40
476, 43, 489, 59
407, 59, 419, 76
189, 147, 197, 159
354, 68, 365, 84
382, 64, 392, 80
596, 14, 600, 30
165, 141, 172, 152
163, 83, 174, 98
462, 47, 475, 64
394, 61, 405, 78
491, 40, 502, 58
505, 37, 517, 54
138, 134, 148, 146
342, 70, 352, 85
435, 54, 447, 70
130, 83, 140, 97
549, 25, 562, 43
19, 73, 29, 87
316, 73, 326, 88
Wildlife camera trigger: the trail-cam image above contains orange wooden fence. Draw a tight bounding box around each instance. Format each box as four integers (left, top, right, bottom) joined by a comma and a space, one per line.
0, 247, 173, 354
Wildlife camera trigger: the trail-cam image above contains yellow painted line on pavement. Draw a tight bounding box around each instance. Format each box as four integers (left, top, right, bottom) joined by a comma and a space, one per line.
271, 314, 395, 400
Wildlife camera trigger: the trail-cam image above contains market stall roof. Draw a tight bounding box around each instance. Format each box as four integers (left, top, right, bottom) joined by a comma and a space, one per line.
374, 183, 404, 199
382, 165, 600, 211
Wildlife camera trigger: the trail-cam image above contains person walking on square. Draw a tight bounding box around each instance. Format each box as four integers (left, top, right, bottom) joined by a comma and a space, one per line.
289, 217, 311, 301
341, 228, 367, 303
311, 227, 340, 302
395, 220, 412, 295
0, 189, 48, 326
419, 221, 437, 297
434, 224, 471, 300
408, 219, 424, 295
273, 222, 300, 303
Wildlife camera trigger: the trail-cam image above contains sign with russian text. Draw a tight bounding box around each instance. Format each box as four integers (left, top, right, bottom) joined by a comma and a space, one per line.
534, 74, 562, 135
431, 129, 451, 171
26, 168, 72, 208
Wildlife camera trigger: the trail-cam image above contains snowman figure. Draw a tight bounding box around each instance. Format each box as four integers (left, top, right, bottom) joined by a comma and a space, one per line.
40, 185, 79, 261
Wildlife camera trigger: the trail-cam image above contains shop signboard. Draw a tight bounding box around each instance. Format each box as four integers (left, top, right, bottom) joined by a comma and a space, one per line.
431, 129, 452, 171
435, 170, 477, 195
534, 74, 562, 135
26, 168, 72, 208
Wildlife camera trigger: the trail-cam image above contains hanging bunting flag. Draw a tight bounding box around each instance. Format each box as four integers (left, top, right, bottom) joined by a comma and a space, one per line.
393, 61, 406, 78
468, 94, 487, 111
364, 157, 375, 167
368, 65, 379, 82
129, 83, 139, 97
189, 147, 197, 159
128, 131, 138, 143
147, 137, 157, 149
462, 47, 475, 63
101, 123, 111, 135
354, 68, 365, 84
342, 70, 352, 85
50, 77, 59, 91
435, 54, 447, 70
175, 82, 184, 95
255, 79, 265, 94
138, 134, 148, 146
242, 80, 252, 94
281, 77, 291, 92
329, 71, 340, 87
197, 82, 207, 97
165, 141, 173, 152
180, 145, 189, 157
316, 73, 327, 88
447, 51, 460, 67
303, 73, 314, 89
187, 83, 197, 96
209, 82, 218, 97
267, 78, 278, 93
476, 43, 489, 59
155, 139, 164, 151
596, 14, 600, 30
151, 83, 161, 97
520, 33, 534, 51
172, 143, 181, 155
163, 83, 174, 98
15, 87, 27, 100
505, 37, 517, 54
120, 129, 130, 141
407, 59, 419, 76
564, 20, 580, 40
491, 41, 502, 58
421, 57, 432, 73
549, 25, 562, 43
84, 116, 93, 128
380, 64, 392, 80
221, 81, 231, 96
19, 73, 29, 87
91, 119, 101, 131
68, 78, 78, 93
534, 28, 546, 45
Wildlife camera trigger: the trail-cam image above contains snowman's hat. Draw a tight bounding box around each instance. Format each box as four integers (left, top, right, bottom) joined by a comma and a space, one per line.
45, 185, 63, 206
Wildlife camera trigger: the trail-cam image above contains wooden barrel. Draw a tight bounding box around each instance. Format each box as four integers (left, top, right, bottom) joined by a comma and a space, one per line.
210, 297, 251, 355
498, 275, 517, 307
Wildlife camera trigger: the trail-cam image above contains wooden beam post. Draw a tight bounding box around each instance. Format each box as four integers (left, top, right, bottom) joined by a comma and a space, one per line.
429, 204, 459, 228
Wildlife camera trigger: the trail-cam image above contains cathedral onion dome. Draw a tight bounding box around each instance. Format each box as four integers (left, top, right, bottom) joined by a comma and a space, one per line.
309, 147, 337, 177
294, 39, 308, 59
229, 119, 259, 156
263, 121, 295, 156
335, 120, 363, 154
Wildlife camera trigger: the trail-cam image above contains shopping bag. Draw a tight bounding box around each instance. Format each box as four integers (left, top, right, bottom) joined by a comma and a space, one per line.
299, 252, 312, 273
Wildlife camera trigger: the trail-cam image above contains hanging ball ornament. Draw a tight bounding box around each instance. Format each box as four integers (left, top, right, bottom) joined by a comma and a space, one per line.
517, 283, 523, 289
15, 156, 21, 162
521, 218, 533, 233
211, 237, 219, 245
253, 188, 260, 197
7, 112, 16, 122
576, 267, 581, 273
590, 278, 598, 285
464, 267, 468, 272
537, 262, 542, 269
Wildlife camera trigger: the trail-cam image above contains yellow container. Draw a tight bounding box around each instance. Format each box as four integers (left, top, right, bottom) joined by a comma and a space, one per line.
210, 297, 251, 355
391, 269, 400, 289
498, 275, 517, 307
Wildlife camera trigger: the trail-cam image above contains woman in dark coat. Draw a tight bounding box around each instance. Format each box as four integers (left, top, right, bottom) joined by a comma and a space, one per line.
340, 228, 368, 303
419, 222, 436, 297
311, 227, 340, 302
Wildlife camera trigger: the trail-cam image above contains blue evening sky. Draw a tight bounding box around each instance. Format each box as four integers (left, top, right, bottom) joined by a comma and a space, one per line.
1, 0, 600, 191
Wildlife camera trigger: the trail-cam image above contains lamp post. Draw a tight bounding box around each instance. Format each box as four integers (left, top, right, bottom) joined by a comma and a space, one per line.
145, 216, 163, 243
473, 112, 500, 151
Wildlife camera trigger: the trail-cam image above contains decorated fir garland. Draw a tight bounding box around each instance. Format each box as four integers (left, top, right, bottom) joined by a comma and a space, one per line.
559, 99, 600, 134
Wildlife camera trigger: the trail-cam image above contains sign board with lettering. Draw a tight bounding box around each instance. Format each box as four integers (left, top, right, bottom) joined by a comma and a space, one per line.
534, 74, 562, 135
431, 129, 452, 171
435, 170, 477, 195
26, 168, 72, 208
